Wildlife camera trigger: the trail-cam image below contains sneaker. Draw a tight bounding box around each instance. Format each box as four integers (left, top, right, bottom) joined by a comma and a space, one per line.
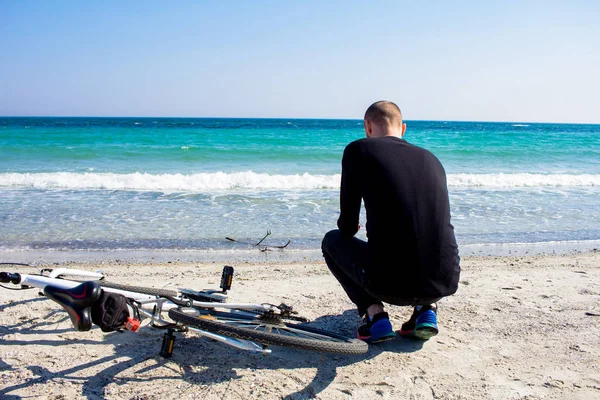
398, 305, 439, 340
357, 312, 396, 343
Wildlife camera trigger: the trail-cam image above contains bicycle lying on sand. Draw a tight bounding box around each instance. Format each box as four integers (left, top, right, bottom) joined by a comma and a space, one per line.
0, 263, 368, 355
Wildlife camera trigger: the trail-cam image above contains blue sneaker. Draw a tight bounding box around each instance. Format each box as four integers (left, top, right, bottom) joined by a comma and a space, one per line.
398, 305, 439, 340
357, 312, 396, 343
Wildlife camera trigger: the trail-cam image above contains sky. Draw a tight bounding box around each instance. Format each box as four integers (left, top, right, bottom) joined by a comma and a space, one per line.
1, 1, 599, 123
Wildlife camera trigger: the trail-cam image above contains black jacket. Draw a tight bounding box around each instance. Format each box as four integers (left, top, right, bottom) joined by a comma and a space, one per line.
337, 136, 460, 298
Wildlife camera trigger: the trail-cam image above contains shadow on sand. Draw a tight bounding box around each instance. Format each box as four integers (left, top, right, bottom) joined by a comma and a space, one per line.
1, 301, 425, 399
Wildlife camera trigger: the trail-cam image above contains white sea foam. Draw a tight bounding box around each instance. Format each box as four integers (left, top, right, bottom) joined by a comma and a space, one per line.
0, 172, 599, 191
0, 172, 340, 191
448, 173, 600, 188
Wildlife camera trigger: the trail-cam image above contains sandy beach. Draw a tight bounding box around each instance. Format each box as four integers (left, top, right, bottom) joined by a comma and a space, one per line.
1, 251, 599, 399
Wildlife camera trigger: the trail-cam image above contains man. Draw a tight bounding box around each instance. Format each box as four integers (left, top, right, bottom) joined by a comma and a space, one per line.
322, 101, 460, 343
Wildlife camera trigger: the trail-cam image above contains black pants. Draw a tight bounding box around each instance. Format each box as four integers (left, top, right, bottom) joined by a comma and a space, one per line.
321, 229, 441, 317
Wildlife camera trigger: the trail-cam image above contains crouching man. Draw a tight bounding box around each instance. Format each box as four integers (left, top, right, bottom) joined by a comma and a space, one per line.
322, 101, 460, 343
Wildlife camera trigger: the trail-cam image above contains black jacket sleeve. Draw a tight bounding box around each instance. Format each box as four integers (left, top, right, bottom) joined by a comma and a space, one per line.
337, 142, 361, 237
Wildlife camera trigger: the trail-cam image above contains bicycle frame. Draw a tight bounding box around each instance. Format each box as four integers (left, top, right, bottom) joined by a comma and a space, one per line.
2, 268, 276, 354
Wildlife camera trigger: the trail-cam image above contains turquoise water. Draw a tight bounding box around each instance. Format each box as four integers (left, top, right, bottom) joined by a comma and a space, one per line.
1, 117, 599, 257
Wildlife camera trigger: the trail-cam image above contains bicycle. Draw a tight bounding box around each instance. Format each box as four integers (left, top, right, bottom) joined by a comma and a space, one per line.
0, 263, 368, 356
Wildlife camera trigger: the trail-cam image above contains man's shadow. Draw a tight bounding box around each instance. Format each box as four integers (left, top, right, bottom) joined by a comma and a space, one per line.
1, 303, 424, 399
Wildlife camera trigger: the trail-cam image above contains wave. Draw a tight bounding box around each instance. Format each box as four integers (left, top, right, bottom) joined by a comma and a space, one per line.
0, 172, 599, 191
448, 173, 600, 188
0, 172, 339, 191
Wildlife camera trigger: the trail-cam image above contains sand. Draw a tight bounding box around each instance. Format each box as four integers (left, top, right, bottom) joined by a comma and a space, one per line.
1, 252, 599, 399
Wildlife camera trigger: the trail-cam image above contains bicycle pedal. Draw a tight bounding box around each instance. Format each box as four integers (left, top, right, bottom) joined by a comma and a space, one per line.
160, 330, 176, 358
220, 266, 234, 291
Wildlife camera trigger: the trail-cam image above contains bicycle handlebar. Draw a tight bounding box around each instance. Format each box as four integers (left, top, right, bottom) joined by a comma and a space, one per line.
0, 272, 21, 284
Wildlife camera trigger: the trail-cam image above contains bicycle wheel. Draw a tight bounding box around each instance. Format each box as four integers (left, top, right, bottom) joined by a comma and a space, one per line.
97, 281, 179, 298
168, 308, 368, 354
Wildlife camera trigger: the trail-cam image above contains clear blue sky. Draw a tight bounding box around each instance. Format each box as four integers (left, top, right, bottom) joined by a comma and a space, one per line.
1, 1, 599, 122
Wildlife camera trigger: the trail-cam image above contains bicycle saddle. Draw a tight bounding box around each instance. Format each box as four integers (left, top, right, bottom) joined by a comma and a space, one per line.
44, 281, 102, 331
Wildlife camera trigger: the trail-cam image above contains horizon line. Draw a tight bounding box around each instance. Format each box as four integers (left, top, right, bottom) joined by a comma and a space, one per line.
1, 115, 599, 125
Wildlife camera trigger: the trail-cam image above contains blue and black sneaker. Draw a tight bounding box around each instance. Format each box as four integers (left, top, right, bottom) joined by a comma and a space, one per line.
398, 305, 439, 340
357, 312, 396, 343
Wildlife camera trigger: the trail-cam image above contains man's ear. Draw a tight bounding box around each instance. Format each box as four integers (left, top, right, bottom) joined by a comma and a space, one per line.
364, 120, 372, 138
400, 122, 406, 138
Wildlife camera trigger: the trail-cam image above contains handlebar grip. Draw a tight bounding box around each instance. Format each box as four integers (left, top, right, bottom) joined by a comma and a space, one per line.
0, 272, 21, 284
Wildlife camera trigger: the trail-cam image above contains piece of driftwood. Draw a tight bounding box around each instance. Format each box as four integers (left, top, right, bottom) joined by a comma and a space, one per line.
226, 230, 291, 250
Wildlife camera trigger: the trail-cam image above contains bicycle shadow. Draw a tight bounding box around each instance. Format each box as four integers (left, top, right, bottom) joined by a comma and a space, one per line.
0, 359, 11, 371
0, 303, 91, 337
0, 297, 139, 398
0, 295, 47, 311
0, 324, 163, 399
167, 309, 426, 399
0, 308, 425, 399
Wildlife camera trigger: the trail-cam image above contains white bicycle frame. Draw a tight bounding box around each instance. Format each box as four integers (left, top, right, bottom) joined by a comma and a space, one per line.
10, 268, 286, 354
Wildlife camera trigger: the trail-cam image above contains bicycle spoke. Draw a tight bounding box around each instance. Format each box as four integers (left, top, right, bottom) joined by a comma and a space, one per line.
217, 320, 345, 342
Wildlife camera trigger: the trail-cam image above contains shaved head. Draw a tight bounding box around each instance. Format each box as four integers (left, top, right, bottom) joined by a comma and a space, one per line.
364, 101, 403, 128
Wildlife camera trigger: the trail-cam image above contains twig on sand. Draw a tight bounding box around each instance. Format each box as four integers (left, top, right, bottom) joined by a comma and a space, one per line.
226, 231, 291, 250
255, 230, 271, 246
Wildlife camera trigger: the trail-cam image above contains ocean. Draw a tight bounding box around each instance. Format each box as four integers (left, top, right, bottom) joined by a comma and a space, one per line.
1, 117, 599, 263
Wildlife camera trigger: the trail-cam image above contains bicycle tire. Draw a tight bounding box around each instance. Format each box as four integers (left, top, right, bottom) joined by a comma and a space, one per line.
168, 308, 368, 354
97, 281, 179, 298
